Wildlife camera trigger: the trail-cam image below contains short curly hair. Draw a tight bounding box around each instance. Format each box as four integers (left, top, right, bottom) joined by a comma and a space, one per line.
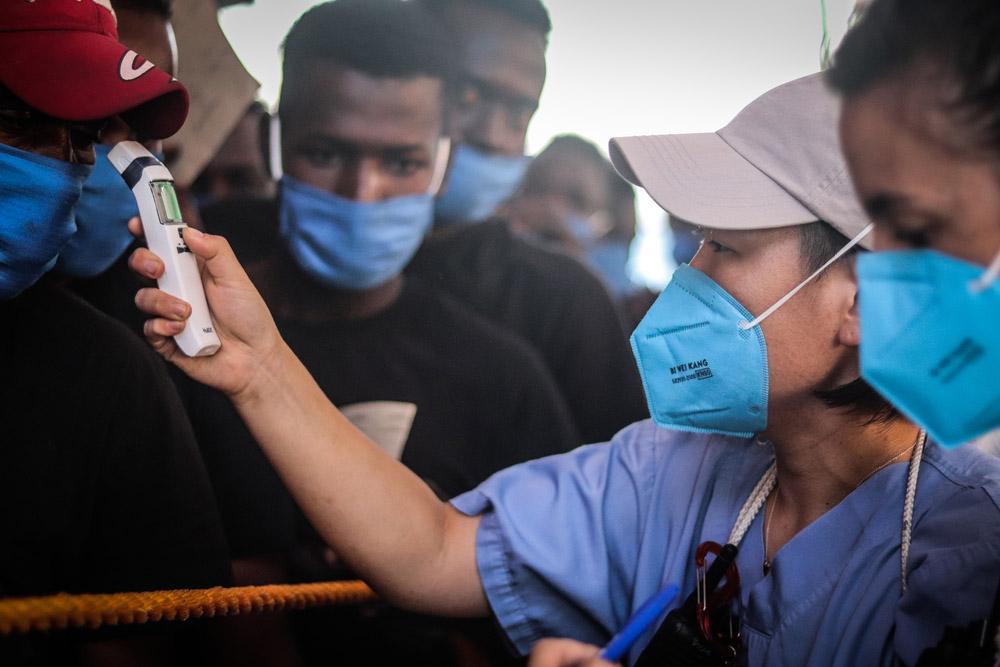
417, 0, 552, 39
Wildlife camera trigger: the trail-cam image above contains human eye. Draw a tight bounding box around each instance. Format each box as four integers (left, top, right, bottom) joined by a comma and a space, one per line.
706, 239, 733, 253
385, 155, 428, 178
299, 144, 345, 170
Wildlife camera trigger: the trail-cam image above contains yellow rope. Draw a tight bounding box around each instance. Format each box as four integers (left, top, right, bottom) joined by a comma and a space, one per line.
0, 580, 377, 635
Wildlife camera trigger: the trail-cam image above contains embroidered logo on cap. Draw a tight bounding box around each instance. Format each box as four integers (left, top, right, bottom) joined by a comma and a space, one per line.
119, 50, 154, 81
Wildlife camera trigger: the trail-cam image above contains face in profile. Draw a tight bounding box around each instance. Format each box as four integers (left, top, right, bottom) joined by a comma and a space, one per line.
840, 79, 1000, 267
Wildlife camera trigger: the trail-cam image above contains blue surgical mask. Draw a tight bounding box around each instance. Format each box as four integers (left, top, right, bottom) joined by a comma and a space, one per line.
586, 238, 634, 298
0, 142, 90, 300
279, 175, 435, 291
858, 249, 1000, 447
435, 144, 529, 225
632, 225, 872, 437
56, 144, 142, 278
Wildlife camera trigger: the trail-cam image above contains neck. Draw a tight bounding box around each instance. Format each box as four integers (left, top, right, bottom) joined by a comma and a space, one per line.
252, 253, 403, 323
763, 397, 919, 527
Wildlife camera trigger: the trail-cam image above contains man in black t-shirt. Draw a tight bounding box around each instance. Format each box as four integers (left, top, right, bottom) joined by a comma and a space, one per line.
195, 0, 577, 565
0, 2, 230, 664
409, 0, 649, 444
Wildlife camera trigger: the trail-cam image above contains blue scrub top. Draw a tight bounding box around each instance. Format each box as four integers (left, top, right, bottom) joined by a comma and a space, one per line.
451, 421, 1000, 666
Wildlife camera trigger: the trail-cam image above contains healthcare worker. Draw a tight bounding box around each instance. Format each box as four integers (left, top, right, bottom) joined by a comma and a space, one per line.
828, 0, 1000, 449
129, 74, 1000, 666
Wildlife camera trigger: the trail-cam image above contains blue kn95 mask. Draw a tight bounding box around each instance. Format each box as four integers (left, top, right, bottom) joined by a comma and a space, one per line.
0, 142, 90, 300
57, 143, 142, 278
434, 144, 530, 225
631, 264, 769, 437
631, 224, 872, 437
857, 249, 1000, 448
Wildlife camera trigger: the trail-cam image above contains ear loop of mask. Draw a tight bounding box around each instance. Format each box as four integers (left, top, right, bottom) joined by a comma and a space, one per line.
269, 114, 284, 181
268, 115, 451, 198
971, 247, 1000, 293
738, 223, 874, 331
427, 137, 451, 196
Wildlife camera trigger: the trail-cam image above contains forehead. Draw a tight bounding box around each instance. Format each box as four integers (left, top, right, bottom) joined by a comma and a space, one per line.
529, 153, 608, 195
283, 62, 443, 147
840, 83, 963, 197
447, 4, 546, 102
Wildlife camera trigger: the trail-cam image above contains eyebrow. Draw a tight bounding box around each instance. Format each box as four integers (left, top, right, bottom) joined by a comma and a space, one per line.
298, 135, 429, 157
863, 193, 911, 220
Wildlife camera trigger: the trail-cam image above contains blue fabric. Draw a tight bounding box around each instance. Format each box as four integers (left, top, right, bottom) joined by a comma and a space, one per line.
56, 144, 141, 278
0, 142, 90, 299
434, 144, 529, 225
278, 175, 434, 291
630, 264, 769, 437
586, 239, 635, 298
858, 250, 1000, 447
451, 422, 1000, 666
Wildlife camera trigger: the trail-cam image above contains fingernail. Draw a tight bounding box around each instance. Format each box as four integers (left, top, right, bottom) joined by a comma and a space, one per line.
173, 303, 189, 319
169, 320, 185, 333
144, 260, 159, 275
183, 227, 204, 239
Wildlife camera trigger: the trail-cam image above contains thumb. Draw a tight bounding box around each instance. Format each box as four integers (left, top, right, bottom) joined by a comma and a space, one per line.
181, 227, 247, 283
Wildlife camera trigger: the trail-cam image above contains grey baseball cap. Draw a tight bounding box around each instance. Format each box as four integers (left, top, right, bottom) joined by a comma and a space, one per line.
609, 73, 873, 248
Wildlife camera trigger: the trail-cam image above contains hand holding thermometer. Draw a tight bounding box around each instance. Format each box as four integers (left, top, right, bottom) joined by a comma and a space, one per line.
109, 141, 221, 357
599, 584, 679, 663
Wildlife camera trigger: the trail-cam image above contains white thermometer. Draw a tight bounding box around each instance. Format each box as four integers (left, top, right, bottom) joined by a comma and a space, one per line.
109, 141, 221, 357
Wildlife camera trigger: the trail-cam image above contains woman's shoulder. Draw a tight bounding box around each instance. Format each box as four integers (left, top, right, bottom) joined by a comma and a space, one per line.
920, 440, 1000, 514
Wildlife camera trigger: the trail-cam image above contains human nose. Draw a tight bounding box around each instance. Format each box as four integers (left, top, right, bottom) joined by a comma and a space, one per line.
334, 157, 383, 202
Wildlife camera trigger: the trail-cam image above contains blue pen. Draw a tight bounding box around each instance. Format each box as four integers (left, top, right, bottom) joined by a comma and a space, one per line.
598, 583, 679, 663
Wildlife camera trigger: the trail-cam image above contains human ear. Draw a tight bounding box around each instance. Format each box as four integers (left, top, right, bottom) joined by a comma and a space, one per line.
838, 288, 862, 348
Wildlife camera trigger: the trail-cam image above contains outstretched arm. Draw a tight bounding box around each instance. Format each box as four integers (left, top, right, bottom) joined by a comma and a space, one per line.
129, 221, 487, 617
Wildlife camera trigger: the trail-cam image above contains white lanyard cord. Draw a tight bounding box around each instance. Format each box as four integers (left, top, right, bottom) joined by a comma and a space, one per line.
738, 223, 874, 331
728, 431, 925, 593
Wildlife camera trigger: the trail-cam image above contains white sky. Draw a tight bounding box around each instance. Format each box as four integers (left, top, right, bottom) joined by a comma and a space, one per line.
219, 0, 856, 288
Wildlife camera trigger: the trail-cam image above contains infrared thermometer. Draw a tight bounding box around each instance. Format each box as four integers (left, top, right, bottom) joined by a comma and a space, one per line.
109, 141, 221, 357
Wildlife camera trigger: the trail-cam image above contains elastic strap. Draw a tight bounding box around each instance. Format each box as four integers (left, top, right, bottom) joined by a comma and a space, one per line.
971, 248, 1000, 293
739, 223, 874, 331
269, 114, 283, 181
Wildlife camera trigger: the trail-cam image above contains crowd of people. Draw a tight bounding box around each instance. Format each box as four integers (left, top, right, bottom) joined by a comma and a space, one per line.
0, 0, 998, 665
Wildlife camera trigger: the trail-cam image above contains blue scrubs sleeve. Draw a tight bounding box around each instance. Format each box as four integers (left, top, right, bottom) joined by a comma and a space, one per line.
451, 424, 660, 655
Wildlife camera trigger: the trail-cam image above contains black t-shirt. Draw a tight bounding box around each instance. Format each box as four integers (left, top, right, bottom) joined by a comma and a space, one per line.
193, 201, 579, 557
408, 220, 649, 444
0, 282, 231, 596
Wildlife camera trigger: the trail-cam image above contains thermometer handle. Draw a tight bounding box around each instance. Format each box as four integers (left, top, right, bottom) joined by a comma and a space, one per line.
109, 141, 221, 357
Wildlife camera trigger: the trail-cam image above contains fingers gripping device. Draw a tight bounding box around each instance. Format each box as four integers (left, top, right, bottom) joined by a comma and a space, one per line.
109, 141, 221, 357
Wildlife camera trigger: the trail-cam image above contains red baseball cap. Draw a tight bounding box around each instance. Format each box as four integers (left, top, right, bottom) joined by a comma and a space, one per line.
0, 0, 189, 139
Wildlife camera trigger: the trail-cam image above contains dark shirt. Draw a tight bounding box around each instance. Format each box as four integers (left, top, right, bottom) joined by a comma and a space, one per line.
408, 220, 649, 443
195, 201, 579, 557
0, 282, 232, 595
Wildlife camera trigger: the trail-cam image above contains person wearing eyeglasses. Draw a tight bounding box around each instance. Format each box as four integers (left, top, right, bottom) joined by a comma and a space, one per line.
129, 74, 1000, 667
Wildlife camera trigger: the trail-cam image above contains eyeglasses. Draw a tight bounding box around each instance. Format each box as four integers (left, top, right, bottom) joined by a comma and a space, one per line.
694, 541, 743, 662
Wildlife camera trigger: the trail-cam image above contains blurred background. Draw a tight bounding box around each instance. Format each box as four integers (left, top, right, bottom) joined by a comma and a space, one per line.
219, 0, 857, 289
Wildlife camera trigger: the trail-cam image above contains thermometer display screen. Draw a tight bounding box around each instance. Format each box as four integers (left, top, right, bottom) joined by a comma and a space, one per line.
151, 180, 184, 224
